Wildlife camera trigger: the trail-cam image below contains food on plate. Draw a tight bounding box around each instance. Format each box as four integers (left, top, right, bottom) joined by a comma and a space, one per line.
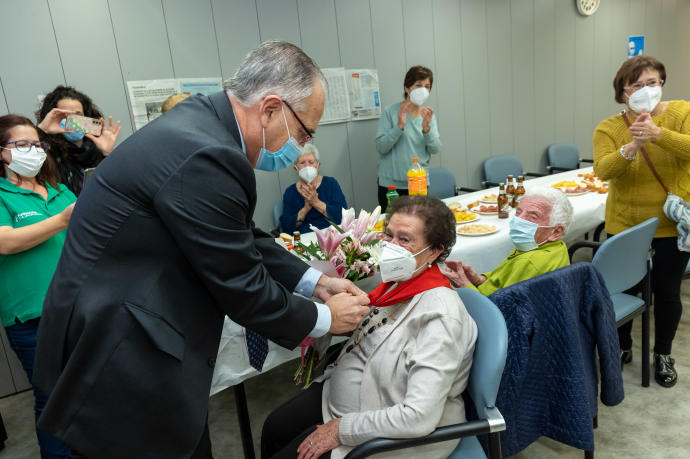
279, 232, 293, 243
457, 224, 497, 235
453, 210, 477, 222
467, 201, 480, 209
469, 204, 498, 213
481, 193, 498, 202
551, 180, 580, 189
578, 172, 609, 193
447, 202, 464, 212
560, 186, 588, 194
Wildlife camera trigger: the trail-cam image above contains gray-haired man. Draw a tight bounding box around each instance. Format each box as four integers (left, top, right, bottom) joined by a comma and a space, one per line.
34, 41, 370, 459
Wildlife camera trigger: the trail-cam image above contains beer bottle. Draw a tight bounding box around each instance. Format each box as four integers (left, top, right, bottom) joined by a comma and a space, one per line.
497, 183, 509, 219
505, 175, 515, 201
293, 231, 304, 254
512, 175, 525, 208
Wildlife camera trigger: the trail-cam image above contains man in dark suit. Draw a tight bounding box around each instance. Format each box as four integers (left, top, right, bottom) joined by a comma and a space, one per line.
33, 41, 370, 458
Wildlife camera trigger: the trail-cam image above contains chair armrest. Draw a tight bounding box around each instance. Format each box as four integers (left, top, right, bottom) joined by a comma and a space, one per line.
344, 407, 505, 459
482, 181, 500, 188
525, 172, 546, 178
568, 240, 602, 262
458, 186, 480, 193
579, 158, 594, 164
546, 166, 574, 174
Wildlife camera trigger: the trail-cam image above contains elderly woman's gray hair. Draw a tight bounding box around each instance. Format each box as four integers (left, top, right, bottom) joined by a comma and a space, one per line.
295, 143, 321, 165
224, 40, 326, 111
523, 186, 574, 231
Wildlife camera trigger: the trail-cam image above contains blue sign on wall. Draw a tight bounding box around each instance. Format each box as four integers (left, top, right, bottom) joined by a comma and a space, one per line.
628, 36, 644, 59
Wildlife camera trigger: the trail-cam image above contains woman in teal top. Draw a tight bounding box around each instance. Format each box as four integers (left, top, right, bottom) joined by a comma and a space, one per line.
0, 114, 76, 458
375, 65, 442, 208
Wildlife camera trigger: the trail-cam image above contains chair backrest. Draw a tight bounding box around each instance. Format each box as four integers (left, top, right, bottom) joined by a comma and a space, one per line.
482, 155, 523, 184
591, 217, 658, 294
456, 287, 508, 411
428, 167, 457, 199
546, 143, 580, 170
273, 200, 283, 231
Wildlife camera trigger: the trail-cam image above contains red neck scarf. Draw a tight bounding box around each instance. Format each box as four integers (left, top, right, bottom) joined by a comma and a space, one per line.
367, 265, 452, 307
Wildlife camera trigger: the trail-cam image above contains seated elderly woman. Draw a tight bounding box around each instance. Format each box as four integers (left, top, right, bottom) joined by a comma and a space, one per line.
280, 143, 347, 233
444, 187, 573, 295
262, 196, 478, 459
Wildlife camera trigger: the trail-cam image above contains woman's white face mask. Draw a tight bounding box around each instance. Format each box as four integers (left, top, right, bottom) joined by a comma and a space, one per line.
378, 241, 430, 283
627, 85, 662, 113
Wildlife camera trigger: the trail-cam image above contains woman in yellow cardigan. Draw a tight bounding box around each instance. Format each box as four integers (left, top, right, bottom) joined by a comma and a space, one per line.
593, 56, 690, 388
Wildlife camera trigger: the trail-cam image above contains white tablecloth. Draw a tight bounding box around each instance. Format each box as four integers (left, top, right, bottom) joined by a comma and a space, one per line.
210, 167, 607, 395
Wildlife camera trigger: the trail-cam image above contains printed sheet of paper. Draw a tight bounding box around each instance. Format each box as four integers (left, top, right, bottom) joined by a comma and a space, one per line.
179, 78, 223, 96
347, 69, 381, 120
126, 79, 179, 130
320, 68, 351, 125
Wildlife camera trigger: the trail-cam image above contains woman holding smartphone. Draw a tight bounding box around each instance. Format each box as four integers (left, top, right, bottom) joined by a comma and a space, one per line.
0, 114, 75, 458
36, 85, 121, 195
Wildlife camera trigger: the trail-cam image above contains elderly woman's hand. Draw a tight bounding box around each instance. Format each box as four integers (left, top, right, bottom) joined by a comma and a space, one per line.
629, 109, 662, 143
421, 107, 434, 133
297, 419, 341, 459
441, 260, 474, 288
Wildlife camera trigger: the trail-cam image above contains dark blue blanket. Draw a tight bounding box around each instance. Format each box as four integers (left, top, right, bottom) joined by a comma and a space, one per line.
488, 262, 624, 456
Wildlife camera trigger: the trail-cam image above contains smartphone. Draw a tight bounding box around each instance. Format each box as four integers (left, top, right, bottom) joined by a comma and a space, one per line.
66, 114, 102, 137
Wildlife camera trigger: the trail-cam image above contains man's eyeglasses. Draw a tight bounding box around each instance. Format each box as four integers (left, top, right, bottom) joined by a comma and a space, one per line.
282, 100, 314, 144
625, 79, 664, 91
1, 140, 50, 152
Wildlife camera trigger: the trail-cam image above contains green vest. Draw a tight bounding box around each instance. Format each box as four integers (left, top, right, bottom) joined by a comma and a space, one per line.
0, 178, 76, 327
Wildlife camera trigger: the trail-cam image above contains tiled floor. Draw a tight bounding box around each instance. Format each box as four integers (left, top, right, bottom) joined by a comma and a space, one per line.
3, 283, 690, 459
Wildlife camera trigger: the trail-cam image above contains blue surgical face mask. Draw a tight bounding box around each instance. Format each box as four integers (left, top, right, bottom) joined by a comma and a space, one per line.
255, 105, 303, 171
509, 216, 554, 252
60, 119, 85, 142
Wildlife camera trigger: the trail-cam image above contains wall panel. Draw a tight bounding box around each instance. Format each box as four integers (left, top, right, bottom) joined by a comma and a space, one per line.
0, 0, 65, 119
533, 0, 556, 170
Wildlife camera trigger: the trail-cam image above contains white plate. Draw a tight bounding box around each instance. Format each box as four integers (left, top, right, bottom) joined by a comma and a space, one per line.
480, 199, 498, 205
457, 226, 500, 237
455, 215, 480, 225
469, 208, 499, 216
562, 190, 589, 197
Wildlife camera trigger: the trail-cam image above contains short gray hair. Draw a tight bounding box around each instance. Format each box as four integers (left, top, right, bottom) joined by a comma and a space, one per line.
295, 143, 320, 165
224, 40, 325, 111
523, 186, 573, 232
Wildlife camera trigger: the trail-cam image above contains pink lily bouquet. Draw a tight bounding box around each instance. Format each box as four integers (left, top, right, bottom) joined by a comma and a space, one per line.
293, 206, 382, 387
294, 206, 382, 283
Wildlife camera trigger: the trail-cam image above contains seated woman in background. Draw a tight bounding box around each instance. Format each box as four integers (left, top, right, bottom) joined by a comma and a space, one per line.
36, 85, 121, 196
263, 196, 477, 459
0, 114, 76, 458
280, 143, 347, 233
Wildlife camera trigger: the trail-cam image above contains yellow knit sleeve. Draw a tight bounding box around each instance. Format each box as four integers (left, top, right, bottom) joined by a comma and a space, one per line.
655, 105, 690, 161
593, 120, 632, 180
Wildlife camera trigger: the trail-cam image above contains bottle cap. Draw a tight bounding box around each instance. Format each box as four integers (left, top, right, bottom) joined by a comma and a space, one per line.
387, 185, 396, 190
412, 157, 419, 162
293, 231, 300, 236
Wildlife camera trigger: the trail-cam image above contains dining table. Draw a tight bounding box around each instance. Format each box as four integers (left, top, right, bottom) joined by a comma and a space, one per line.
211, 166, 609, 459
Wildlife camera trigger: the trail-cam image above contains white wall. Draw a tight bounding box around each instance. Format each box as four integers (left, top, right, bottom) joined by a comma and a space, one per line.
1, 0, 689, 229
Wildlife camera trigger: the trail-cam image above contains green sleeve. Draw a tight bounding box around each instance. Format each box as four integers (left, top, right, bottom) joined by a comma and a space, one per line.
0, 200, 12, 227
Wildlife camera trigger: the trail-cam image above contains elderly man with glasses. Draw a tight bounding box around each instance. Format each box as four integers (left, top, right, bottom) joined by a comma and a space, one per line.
33, 41, 371, 459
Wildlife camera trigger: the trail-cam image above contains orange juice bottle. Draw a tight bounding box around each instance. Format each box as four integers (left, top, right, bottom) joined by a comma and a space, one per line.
407, 158, 427, 196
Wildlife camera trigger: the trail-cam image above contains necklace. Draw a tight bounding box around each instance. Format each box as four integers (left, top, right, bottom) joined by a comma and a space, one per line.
334, 306, 396, 366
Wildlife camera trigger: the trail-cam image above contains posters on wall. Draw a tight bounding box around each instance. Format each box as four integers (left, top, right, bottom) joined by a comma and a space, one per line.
320, 68, 381, 125
126, 78, 222, 130
628, 36, 644, 59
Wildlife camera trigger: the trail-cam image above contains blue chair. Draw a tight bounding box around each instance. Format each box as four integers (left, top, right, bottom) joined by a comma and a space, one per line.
569, 217, 659, 387
428, 167, 457, 199
345, 288, 508, 459
272, 200, 283, 234
481, 155, 544, 188
545, 143, 594, 174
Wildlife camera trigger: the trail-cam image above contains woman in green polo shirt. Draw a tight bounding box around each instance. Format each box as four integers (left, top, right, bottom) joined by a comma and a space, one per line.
0, 114, 76, 458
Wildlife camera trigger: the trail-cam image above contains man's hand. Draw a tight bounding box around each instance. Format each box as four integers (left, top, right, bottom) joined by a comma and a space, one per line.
314, 275, 365, 301
326, 292, 370, 335
442, 260, 474, 288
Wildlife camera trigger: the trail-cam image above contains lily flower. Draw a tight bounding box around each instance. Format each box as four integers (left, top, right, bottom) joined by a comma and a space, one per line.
352, 210, 370, 241
367, 206, 382, 229
311, 225, 347, 258
340, 208, 356, 232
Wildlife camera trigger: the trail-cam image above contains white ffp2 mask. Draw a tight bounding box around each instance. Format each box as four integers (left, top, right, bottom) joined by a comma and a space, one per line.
298, 166, 318, 183
628, 85, 662, 113
378, 241, 430, 283
409, 87, 430, 106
